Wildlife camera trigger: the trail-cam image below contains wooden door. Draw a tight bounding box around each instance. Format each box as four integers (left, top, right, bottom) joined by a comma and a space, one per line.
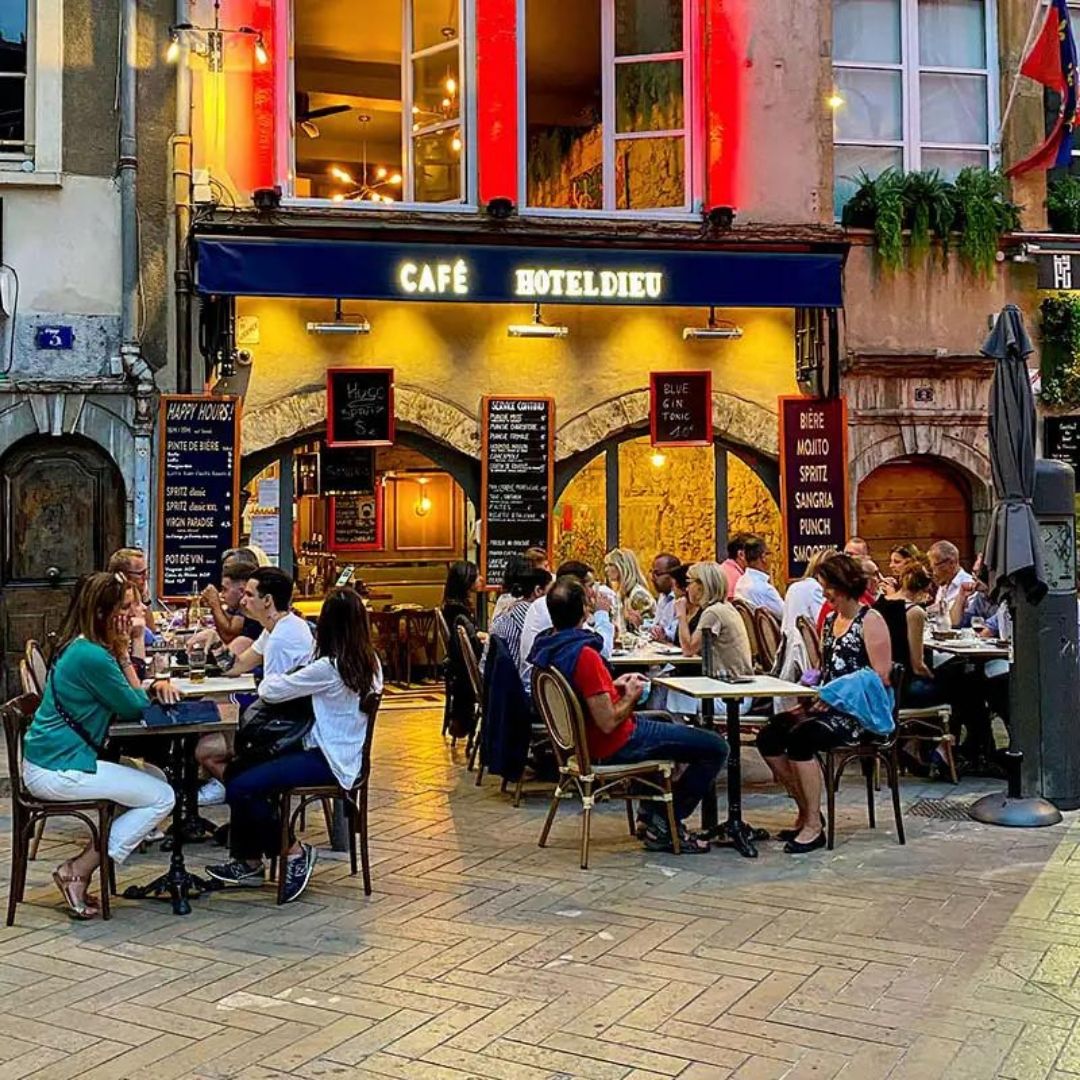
857, 457, 974, 567
1, 436, 126, 696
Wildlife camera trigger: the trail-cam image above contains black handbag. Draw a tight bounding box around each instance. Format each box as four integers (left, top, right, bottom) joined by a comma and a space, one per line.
232, 694, 316, 770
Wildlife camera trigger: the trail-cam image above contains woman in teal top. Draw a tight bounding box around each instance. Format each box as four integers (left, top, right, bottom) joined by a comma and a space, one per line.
22, 573, 179, 918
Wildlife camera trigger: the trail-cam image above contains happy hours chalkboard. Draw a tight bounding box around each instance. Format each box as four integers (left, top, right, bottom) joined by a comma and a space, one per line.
320, 445, 376, 495
650, 371, 713, 446
158, 395, 240, 599
481, 397, 554, 588
779, 396, 848, 580
329, 492, 383, 551
327, 368, 395, 447
1045, 416, 1080, 473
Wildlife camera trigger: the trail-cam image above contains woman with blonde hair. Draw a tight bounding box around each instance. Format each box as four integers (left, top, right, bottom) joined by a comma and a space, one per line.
603, 548, 656, 630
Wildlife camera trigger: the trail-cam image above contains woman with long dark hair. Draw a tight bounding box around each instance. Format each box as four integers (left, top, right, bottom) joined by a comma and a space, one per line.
21, 572, 178, 918
441, 561, 483, 738
206, 586, 382, 903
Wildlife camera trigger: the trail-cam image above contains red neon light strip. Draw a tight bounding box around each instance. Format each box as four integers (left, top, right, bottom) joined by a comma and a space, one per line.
477, 0, 519, 205
704, 0, 748, 211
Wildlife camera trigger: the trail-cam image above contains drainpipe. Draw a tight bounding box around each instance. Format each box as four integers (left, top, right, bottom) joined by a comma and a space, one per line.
174, 0, 194, 395
119, 0, 153, 556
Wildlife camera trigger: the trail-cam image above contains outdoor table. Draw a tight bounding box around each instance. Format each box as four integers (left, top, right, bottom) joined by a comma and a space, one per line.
162, 674, 257, 699
652, 674, 818, 858
110, 703, 239, 915
924, 637, 1011, 662
609, 644, 703, 668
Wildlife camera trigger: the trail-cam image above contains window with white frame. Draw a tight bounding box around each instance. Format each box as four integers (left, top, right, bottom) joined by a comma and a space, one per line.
832, 0, 997, 217
0, 0, 29, 157
522, 0, 694, 213
292, 1, 469, 205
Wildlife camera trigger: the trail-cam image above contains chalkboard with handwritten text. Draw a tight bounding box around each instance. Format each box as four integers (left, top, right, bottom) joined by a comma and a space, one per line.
327, 368, 395, 447
320, 445, 376, 495
650, 371, 713, 446
329, 492, 383, 551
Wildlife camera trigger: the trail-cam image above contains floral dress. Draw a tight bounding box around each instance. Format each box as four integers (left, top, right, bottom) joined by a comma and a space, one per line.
819, 606, 872, 740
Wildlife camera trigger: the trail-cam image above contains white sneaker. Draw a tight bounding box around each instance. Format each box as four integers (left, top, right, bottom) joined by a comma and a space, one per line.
198, 778, 227, 806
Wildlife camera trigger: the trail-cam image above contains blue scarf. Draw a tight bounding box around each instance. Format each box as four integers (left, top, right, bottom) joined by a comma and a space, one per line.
527, 627, 605, 686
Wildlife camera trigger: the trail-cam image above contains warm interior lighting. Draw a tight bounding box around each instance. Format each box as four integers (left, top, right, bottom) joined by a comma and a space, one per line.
254, 34, 269, 65
300, 119, 320, 140
331, 193, 345, 202
451, 135, 462, 153
165, 33, 180, 63
306, 299, 370, 335
441, 97, 452, 109
375, 166, 387, 179
445, 76, 457, 95
683, 306, 744, 341
827, 92, 845, 110
389, 173, 403, 185
508, 303, 569, 339
650, 451, 667, 469
330, 166, 354, 184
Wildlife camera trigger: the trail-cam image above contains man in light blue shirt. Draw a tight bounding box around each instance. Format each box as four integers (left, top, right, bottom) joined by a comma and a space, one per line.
733, 537, 784, 618
648, 552, 681, 643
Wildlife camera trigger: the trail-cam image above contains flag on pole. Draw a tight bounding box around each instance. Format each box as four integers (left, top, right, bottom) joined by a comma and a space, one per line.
1007, 0, 1079, 176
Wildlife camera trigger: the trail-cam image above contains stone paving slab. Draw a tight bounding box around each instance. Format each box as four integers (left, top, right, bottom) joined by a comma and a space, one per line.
2, 706, 1080, 1079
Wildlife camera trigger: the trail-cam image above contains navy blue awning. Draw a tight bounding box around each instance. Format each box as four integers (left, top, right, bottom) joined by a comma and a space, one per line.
196, 236, 844, 309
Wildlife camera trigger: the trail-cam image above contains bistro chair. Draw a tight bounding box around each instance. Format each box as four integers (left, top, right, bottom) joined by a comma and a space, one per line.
3, 694, 116, 925
434, 608, 455, 739
795, 615, 823, 672
368, 611, 404, 686
818, 664, 906, 851
753, 608, 782, 671
23, 641, 46, 695
16, 664, 46, 861
456, 623, 486, 779
272, 693, 382, 903
402, 608, 439, 686
532, 667, 679, 869
897, 703, 958, 784
730, 598, 761, 670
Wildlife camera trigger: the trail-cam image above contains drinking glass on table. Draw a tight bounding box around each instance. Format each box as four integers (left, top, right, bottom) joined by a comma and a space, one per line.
188, 642, 207, 683
971, 616, 987, 637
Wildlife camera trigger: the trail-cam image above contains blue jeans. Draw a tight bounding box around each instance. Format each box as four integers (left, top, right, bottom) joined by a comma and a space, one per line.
599, 717, 729, 824
226, 748, 335, 862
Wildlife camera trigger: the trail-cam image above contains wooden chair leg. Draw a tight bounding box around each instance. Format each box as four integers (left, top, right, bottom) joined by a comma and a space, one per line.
825, 753, 837, 850
538, 782, 564, 848
298, 800, 306, 832
98, 813, 113, 921
346, 795, 358, 877
277, 793, 291, 905
662, 778, 680, 855
625, 799, 636, 836
943, 736, 959, 784
513, 777, 524, 808
359, 787, 372, 896
887, 750, 906, 845
863, 756, 877, 830
7, 815, 27, 926
28, 818, 44, 861
580, 780, 593, 870
321, 798, 335, 842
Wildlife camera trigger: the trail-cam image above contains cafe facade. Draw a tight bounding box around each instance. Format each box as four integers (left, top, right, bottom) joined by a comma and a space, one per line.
172, 0, 851, 609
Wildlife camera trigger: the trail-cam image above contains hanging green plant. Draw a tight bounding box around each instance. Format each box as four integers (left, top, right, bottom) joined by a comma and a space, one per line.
841, 169, 906, 271
952, 167, 1021, 277
1040, 294, 1080, 407
902, 169, 956, 264
1047, 175, 1080, 233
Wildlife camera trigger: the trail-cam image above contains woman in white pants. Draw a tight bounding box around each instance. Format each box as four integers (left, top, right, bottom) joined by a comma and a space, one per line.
22, 573, 179, 918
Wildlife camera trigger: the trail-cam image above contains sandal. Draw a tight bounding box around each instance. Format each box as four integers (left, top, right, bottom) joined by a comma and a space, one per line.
52, 864, 99, 920
641, 820, 710, 854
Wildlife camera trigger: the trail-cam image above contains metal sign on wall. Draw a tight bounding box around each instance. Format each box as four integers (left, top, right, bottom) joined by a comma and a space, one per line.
779, 396, 849, 579
1037, 253, 1080, 290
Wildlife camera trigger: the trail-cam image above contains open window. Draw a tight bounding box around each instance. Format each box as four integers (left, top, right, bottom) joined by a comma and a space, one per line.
292, 0, 470, 205
522, 0, 695, 214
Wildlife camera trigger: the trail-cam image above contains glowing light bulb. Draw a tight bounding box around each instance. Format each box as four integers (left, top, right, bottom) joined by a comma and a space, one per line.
445, 76, 457, 95
827, 92, 844, 110
375, 166, 387, 179
165, 35, 180, 63
441, 97, 451, 109
412, 105, 420, 115
330, 166, 354, 184
389, 173, 402, 185
650, 451, 667, 469
254, 36, 269, 65
331, 193, 345, 202
451, 135, 462, 153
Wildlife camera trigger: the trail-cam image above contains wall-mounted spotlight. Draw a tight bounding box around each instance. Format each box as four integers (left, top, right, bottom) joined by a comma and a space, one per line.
508, 303, 568, 339
307, 299, 371, 335
683, 306, 743, 342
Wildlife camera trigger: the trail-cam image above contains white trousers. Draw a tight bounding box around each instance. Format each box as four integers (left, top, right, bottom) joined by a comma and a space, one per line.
23, 759, 175, 863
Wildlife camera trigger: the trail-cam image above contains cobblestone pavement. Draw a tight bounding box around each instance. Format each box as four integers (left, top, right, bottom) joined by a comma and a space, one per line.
3, 705, 1080, 1079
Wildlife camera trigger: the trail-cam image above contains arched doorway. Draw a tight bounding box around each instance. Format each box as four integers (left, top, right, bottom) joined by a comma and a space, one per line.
857, 456, 974, 566
1, 434, 126, 693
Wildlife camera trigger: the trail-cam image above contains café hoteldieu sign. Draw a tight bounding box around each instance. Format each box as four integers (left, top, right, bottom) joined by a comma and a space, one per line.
196, 238, 844, 310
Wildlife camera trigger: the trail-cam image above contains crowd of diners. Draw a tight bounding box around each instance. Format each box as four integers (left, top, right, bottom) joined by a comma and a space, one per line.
18, 547, 381, 917
444, 533, 1012, 856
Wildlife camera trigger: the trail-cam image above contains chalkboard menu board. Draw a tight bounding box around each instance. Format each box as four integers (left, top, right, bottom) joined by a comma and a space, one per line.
650, 370, 713, 446
481, 397, 554, 588
1045, 416, 1080, 473
779, 396, 848, 579
158, 395, 240, 598
327, 367, 394, 447
320, 445, 376, 495
329, 492, 383, 551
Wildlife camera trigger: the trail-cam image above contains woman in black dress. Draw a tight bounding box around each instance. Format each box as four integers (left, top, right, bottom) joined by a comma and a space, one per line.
756, 553, 893, 854
442, 561, 483, 738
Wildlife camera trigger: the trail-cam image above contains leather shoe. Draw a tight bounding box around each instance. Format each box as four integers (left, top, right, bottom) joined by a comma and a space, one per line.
777, 813, 826, 843
783, 832, 826, 855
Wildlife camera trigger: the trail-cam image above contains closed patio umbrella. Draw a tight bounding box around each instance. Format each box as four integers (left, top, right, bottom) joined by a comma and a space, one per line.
980, 304, 1047, 604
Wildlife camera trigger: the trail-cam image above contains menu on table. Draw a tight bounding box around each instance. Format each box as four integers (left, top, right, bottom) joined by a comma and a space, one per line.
326, 368, 394, 447
650, 370, 713, 446
158, 395, 240, 598
481, 397, 554, 589
779, 396, 848, 579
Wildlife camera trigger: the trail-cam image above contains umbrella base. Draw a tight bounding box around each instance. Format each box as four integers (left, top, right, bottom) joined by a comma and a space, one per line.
969, 793, 1062, 828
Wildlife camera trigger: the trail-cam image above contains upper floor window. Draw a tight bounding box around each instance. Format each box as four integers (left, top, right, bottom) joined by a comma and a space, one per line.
0, 0, 29, 158
522, 0, 695, 214
292, 1, 469, 205
832, 0, 997, 216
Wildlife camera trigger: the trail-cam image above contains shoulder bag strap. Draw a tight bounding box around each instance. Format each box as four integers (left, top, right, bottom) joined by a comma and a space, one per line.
46, 643, 110, 756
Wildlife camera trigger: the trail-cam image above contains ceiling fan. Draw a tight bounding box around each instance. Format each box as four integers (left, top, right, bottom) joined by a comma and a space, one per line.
296, 91, 351, 139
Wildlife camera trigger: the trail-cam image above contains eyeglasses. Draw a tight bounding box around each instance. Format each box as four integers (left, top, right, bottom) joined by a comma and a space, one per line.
126, 568, 148, 579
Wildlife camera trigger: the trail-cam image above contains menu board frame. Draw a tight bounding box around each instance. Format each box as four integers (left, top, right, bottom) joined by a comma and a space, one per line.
1044, 416, 1080, 473
157, 394, 241, 600
778, 395, 849, 580
328, 489, 385, 552
326, 367, 396, 448
649, 370, 714, 447
320, 444, 377, 496
480, 395, 555, 591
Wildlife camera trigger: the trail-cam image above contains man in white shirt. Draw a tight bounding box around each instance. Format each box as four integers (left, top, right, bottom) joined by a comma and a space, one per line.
648, 552, 681, 643
197, 567, 313, 805
928, 540, 974, 611
519, 561, 615, 695
733, 537, 784, 618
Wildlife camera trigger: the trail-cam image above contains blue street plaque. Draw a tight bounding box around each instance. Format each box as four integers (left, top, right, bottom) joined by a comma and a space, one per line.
35, 325, 74, 350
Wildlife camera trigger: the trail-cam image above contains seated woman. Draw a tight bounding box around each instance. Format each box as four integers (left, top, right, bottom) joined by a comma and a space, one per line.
756, 553, 892, 855
442, 561, 484, 738
885, 544, 922, 594
491, 555, 529, 622
603, 548, 656, 632
21, 572, 179, 919
206, 586, 383, 903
